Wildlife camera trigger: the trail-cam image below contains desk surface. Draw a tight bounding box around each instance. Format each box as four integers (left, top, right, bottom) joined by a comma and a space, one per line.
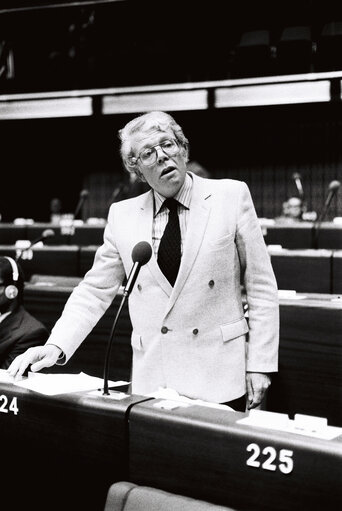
129, 400, 342, 511
0, 381, 150, 511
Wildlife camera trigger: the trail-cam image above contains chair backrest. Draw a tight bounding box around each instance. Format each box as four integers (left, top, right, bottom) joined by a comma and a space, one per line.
104, 481, 237, 511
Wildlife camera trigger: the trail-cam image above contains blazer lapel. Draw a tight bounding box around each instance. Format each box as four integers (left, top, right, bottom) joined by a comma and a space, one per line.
165, 175, 212, 315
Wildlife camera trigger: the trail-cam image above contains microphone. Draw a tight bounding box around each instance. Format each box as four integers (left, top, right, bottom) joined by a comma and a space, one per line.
73, 189, 89, 219
123, 241, 153, 296
312, 180, 340, 248
102, 241, 152, 395
292, 172, 304, 199
15, 229, 55, 261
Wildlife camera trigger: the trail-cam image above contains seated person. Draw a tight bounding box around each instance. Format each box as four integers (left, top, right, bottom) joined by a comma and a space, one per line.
275, 196, 305, 223
0, 256, 49, 370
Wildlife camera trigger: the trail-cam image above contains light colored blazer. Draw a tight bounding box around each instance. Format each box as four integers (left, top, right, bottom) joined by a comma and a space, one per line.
48, 173, 279, 402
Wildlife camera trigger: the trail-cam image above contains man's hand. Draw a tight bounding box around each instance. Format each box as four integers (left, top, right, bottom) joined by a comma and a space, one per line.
7, 345, 62, 378
246, 372, 271, 410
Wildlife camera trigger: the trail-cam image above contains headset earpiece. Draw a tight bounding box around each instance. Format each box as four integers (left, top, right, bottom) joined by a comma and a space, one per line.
3, 256, 19, 300
5, 284, 18, 300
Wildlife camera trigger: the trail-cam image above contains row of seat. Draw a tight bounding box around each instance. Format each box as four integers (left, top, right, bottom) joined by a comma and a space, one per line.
23, 283, 342, 427
1, 221, 341, 248
233, 22, 342, 77
0, 244, 340, 293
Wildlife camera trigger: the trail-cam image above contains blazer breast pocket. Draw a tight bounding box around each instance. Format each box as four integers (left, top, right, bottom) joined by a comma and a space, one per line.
208, 233, 235, 251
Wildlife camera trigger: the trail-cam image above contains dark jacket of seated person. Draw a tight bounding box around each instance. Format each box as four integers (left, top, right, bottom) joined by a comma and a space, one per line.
0, 256, 49, 370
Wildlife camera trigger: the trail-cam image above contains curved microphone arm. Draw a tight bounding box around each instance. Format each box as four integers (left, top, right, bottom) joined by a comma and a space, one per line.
102, 293, 127, 395
102, 241, 152, 395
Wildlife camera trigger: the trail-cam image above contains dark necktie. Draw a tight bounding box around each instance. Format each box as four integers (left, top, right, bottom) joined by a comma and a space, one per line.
157, 198, 181, 286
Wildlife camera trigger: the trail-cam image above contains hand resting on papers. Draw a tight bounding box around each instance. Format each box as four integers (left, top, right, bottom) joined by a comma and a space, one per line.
7, 344, 62, 378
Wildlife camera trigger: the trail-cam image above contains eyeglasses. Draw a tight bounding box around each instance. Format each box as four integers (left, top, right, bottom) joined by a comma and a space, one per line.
128, 139, 180, 167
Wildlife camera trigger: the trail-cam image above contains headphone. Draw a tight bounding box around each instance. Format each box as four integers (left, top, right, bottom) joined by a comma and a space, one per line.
3, 256, 19, 300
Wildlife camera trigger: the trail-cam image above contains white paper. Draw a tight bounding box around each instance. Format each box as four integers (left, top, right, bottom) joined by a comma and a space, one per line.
278, 289, 307, 300
8, 371, 129, 396
0, 369, 19, 384
147, 387, 234, 411
237, 409, 342, 440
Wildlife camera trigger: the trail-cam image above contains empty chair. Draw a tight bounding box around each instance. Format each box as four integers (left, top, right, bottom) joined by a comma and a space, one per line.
232, 29, 273, 78
104, 481, 237, 511
315, 21, 342, 71
276, 26, 313, 74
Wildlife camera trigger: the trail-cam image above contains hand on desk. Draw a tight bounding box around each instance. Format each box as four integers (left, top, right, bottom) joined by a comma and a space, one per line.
246, 372, 271, 410
7, 344, 62, 378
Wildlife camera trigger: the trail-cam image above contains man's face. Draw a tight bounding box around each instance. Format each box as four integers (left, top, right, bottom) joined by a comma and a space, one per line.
131, 128, 187, 198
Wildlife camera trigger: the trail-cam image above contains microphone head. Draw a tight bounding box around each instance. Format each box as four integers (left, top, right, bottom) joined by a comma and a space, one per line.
329, 180, 341, 191
132, 241, 152, 266
42, 229, 55, 238
80, 189, 89, 199
292, 172, 301, 180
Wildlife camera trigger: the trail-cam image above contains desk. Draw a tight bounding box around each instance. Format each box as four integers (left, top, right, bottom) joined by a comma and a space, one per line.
264, 223, 313, 248
264, 222, 342, 249
332, 250, 342, 294
268, 293, 342, 427
0, 381, 150, 511
0, 245, 80, 279
269, 248, 332, 293
129, 401, 342, 511
27, 223, 105, 246
316, 223, 342, 249
80, 245, 98, 275
23, 283, 132, 382
0, 224, 26, 244
23, 285, 341, 426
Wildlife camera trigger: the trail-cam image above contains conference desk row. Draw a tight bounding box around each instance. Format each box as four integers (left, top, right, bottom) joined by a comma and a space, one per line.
0, 221, 341, 248
1, 379, 341, 511
23, 283, 342, 428
1, 244, 341, 293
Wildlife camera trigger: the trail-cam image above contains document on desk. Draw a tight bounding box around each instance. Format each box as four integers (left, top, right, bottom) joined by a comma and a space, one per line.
237, 410, 342, 440
147, 387, 234, 411
0, 369, 129, 395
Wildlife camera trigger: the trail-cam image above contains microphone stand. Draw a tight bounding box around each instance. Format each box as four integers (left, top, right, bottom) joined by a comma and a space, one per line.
101, 241, 152, 395
102, 290, 128, 396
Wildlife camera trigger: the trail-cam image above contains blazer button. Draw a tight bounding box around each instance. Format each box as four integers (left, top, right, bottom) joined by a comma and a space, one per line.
161, 326, 169, 334
137, 284, 142, 291
208, 280, 215, 288
192, 328, 199, 335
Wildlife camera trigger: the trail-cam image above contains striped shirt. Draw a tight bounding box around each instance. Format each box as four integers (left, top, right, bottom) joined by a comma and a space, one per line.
152, 172, 193, 258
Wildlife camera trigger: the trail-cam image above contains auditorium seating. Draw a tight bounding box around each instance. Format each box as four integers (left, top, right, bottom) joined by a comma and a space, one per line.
22, 282, 342, 427
332, 250, 342, 293
233, 29, 274, 78
315, 20, 342, 72
276, 26, 313, 75
2, 242, 338, 294
104, 481, 237, 511
268, 248, 332, 293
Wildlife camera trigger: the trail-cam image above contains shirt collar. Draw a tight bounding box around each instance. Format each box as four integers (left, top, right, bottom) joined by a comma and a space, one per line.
154, 172, 193, 216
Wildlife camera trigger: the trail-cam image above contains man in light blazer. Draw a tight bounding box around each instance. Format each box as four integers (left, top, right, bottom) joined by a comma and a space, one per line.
8, 111, 279, 411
